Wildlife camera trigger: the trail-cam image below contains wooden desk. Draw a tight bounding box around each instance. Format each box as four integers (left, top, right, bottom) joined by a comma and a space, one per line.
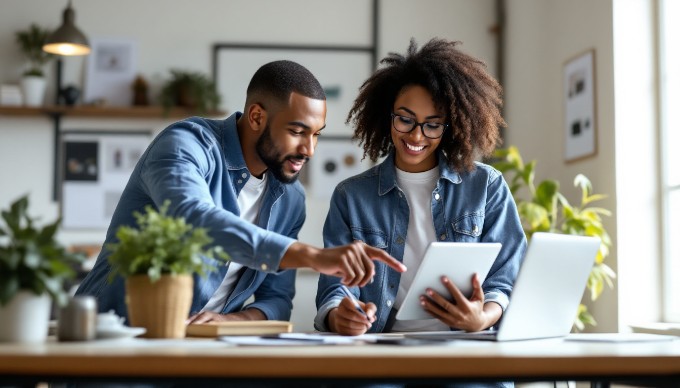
0, 337, 678, 386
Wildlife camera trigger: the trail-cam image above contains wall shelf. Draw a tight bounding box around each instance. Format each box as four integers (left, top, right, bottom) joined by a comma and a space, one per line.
0, 105, 226, 201
0, 105, 225, 119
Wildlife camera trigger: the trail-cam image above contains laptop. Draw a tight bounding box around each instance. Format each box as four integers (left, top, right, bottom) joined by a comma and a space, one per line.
405, 232, 600, 341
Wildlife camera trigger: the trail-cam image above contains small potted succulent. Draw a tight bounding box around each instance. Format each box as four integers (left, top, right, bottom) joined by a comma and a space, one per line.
15, 24, 54, 106
0, 195, 84, 343
106, 200, 228, 338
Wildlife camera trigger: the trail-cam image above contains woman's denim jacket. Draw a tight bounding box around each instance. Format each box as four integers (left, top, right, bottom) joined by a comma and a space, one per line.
314, 151, 527, 332
76, 113, 301, 322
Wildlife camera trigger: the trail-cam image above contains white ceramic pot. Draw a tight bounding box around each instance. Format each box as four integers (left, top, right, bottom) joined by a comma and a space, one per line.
0, 290, 51, 343
20, 75, 47, 107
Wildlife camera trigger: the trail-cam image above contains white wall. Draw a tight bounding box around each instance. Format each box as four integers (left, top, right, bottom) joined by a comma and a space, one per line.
1, 0, 497, 331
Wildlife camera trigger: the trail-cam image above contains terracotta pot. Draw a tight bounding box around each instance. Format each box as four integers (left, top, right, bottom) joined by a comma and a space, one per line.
125, 274, 193, 338
0, 291, 51, 343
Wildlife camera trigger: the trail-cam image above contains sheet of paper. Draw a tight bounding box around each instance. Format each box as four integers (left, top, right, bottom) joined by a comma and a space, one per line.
566, 333, 678, 342
218, 333, 361, 346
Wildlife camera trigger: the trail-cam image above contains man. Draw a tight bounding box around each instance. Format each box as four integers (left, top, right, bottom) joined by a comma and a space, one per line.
76, 60, 406, 324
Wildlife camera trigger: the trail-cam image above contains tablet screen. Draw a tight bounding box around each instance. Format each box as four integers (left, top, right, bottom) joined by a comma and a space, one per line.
395, 242, 502, 321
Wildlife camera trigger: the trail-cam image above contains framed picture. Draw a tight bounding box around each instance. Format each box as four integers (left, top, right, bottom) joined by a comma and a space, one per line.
61, 130, 152, 229
83, 37, 138, 106
563, 49, 597, 162
212, 43, 377, 198
212, 43, 376, 137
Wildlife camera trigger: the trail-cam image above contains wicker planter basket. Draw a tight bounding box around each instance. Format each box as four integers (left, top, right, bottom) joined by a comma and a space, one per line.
125, 274, 193, 338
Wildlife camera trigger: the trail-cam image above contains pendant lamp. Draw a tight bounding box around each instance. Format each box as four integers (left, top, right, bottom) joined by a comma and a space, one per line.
43, 0, 90, 56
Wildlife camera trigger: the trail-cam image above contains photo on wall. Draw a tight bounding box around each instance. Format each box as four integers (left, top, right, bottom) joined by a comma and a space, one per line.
64, 141, 99, 182
84, 37, 138, 106
61, 131, 152, 229
563, 49, 597, 162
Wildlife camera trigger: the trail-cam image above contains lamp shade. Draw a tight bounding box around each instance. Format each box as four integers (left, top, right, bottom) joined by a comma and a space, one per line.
43, 1, 90, 56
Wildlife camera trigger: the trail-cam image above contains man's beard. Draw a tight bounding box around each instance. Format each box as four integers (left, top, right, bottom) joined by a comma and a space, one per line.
255, 124, 308, 184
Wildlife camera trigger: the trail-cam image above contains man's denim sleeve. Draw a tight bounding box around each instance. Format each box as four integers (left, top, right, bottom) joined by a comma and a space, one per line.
139, 123, 294, 272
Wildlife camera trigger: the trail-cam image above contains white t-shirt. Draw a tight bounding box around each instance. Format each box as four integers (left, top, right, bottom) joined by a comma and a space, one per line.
201, 173, 268, 313
391, 166, 448, 332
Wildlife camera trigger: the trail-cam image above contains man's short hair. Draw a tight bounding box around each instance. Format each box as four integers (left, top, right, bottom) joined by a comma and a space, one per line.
245, 60, 326, 110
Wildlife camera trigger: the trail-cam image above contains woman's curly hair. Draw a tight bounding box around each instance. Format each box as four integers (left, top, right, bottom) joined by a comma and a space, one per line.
347, 38, 505, 172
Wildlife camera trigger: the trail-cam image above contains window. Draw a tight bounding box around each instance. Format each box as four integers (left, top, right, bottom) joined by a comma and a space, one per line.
659, 0, 680, 321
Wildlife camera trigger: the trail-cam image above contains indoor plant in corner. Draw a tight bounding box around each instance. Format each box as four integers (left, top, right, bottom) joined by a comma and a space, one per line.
15, 24, 54, 107
0, 195, 83, 343
106, 200, 228, 338
492, 146, 616, 330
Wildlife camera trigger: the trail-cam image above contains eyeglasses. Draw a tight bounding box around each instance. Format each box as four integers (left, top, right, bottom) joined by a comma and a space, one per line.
390, 113, 448, 139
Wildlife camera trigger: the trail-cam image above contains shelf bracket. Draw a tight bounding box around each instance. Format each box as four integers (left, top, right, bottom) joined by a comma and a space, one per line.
49, 112, 63, 202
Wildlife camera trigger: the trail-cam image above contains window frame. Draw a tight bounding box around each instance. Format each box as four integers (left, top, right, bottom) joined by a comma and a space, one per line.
658, 0, 679, 322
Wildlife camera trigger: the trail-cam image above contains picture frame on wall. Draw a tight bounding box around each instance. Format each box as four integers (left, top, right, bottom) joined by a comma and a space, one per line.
61, 130, 152, 229
212, 43, 377, 198
83, 37, 138, 106
213, 43, 375, 137
563, 49, 597, 162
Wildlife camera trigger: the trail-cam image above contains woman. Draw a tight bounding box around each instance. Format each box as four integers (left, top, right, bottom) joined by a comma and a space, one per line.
314, 38, 527, 337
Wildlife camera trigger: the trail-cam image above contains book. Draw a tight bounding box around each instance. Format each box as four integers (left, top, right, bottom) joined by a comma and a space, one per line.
186, 320, 293, 337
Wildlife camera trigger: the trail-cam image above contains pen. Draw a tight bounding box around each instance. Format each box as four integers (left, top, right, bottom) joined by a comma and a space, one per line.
339, 284, 368, 317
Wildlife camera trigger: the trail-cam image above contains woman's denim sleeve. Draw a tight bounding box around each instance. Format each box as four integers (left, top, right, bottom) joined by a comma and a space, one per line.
314, 185, 353, 331
480, 170, 527, 311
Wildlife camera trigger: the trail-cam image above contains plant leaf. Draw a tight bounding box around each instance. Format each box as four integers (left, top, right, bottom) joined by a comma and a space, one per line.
583, 194, 607, 206
574, 174, 593, 204
535, 180, 559, 214
0, 275, 19, 306
521, 160, 536, 186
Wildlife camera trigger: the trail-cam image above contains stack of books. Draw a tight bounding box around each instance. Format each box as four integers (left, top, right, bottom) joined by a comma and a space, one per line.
0, 84, 22, 106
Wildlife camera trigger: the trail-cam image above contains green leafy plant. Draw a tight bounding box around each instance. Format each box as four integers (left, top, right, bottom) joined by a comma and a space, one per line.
160, 69, 221, 114
492, 146, 616, 330
0, 195, 84, 307
106, 200, 228, 283
15, 24, 54, 77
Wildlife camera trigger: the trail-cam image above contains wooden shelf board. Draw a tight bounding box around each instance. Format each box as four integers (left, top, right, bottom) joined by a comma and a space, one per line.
0, 105, 226, 119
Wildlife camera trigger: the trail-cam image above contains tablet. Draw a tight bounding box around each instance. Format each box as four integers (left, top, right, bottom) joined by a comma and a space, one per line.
395, 242, 502, 321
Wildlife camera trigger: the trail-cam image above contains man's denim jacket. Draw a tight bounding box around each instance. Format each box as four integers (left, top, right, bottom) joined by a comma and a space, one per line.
314, 152, 527, 332
76, 113, 301, 322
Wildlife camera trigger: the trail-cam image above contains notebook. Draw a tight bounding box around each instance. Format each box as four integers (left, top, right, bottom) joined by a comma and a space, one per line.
186, 320, 293, 337
405, 232, 600, 341
395, 242, 502, 320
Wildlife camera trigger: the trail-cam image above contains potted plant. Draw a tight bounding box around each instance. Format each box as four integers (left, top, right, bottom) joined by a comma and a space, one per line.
15, 24, 54, 107
492, 146, 616, 330
159, 69, 221, 114
0, 195, 84, 343
106, 200, 228, 338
